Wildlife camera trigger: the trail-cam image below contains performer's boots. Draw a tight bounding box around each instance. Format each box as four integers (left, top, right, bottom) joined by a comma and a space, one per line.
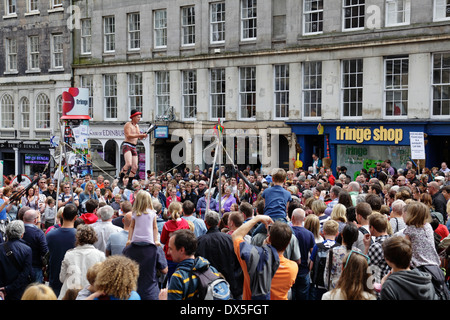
126, 177, 135, 191
118, 172, 125, 187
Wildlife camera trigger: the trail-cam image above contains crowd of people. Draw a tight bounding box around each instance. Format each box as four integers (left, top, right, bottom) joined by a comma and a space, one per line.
1, 158, 450, 301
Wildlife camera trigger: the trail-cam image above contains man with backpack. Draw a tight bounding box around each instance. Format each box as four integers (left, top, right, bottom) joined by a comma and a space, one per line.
309, 220, 340, 300
354, 202, 373, 252
232, 215, 298, 300
159, 229, 230, 300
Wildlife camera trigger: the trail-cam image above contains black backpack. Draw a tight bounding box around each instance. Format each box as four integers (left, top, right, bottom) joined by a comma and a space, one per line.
188, 258, 231, 300
359, 226, 373, 245
417, 265, 450, 300
311, 242, 338, 288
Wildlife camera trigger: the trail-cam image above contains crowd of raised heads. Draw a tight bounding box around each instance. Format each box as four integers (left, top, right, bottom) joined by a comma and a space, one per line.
0, 158, 450, 301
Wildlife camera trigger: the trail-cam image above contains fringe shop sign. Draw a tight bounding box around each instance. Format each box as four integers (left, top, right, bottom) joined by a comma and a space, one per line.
336, 126, 403, 145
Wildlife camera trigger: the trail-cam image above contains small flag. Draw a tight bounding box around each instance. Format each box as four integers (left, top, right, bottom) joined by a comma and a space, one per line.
214, 119, 224, 138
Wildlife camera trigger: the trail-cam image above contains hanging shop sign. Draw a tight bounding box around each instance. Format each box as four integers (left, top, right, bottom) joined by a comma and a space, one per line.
61, 87, 90, 120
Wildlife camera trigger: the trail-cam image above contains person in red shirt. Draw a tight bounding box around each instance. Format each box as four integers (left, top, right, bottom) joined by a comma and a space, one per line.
165, 187, 181, 208
79, 199, 99, 225
160, 201, 190, 280
326, 168, 336, 186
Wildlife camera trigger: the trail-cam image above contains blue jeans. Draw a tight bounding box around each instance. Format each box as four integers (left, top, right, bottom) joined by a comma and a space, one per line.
32, 267, 44, 284
309, 285, 327, 301
292, 273, 310, 300
166, 260, 179, 287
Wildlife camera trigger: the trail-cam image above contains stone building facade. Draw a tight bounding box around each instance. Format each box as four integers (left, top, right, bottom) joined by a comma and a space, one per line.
71, 0, 450, 177
2, 0, 450, 178
0, 0, 72, 176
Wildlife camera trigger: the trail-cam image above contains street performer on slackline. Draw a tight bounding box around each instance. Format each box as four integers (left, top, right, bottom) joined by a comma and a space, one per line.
117, 109, 148, 191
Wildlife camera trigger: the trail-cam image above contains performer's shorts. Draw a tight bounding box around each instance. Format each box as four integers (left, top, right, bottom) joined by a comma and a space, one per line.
122, 142, 138, 156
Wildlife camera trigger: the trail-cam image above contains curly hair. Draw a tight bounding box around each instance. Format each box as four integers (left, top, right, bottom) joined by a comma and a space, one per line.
94, 256, 139, 300
75, 224, 98, 246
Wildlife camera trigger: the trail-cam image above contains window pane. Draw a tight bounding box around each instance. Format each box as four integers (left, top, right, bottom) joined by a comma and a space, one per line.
342, 59, 363, 117
210, 68, 226, 119
182, 70, 197, 119
303, 61, 322, 117
240, 67, 256, 118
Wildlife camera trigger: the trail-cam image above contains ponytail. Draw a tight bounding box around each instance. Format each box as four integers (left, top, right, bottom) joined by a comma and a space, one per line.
168, 201, 182, 221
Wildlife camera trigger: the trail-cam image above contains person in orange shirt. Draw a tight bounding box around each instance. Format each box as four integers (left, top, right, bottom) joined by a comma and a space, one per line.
96, 175, 105, 190
232, 215, 298, 300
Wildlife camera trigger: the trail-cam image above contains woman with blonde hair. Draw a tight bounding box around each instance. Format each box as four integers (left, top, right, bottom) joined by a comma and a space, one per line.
21, 283, 57, 300
312, 199, 329, 232
79, 181, 98, 213
86, 255, 140, 300
304, 214, 323, 243
160, 201, 190, 280
330, 203, 348, 233
126, 190, 159, 246
322, 250, 376, 300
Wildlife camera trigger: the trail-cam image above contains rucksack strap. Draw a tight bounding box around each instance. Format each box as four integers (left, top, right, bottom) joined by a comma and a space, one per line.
327, 249, 333, 291
359, 226, 369, 234
393, 218, 399, 233
2, 242, 22, 272
187, 257, 205, 299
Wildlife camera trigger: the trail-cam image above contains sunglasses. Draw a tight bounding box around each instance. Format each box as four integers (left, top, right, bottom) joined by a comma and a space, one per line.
344, 250, 370, 269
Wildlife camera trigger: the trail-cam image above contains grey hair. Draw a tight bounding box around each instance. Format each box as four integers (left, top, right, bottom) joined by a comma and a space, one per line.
204, 210, 220, 228
6, 220, 25, 240
97, 205, 114, 221
348, 181, 360, 192
391, 199, 406, 213
152, 199, 162, 213
355, 193, 367, 204
302, 189, 314, 199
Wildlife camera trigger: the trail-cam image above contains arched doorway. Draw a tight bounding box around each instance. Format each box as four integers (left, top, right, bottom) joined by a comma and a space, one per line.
89, 138, 103, 158
104, 140, 118, 168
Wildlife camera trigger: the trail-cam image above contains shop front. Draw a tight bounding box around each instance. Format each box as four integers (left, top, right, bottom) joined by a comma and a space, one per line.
287, 121, 450, 180
0, 140, 53, 177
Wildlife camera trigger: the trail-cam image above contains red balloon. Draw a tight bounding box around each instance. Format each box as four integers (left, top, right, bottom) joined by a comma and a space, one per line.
62, 91, 74, 114
68, 87, 79, 97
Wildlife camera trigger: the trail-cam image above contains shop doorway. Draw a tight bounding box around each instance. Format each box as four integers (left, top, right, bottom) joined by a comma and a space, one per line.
154, 139, 175, 174
427, 136, 450, 168
2, 152, 15, 176
299, 135, 324, 171
279, 135, 290, 171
